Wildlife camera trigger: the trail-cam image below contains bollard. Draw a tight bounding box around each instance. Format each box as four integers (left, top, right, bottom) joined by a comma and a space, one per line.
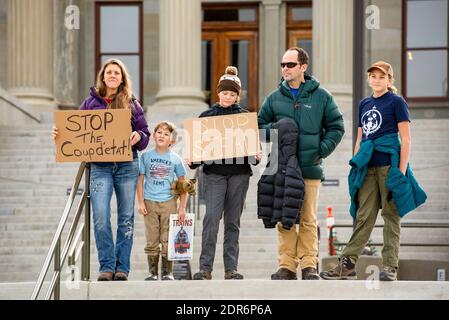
326, 207, 337, 256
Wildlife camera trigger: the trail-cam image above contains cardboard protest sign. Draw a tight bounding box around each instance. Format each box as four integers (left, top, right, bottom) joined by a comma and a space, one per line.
54, 109, 132, 162
183, 112, 260, 162
168, 213, 195, 261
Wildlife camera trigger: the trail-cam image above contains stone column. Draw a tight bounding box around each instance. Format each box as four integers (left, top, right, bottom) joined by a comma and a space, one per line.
7, 0, 56, 109
313, 0, 353, 116
260, 0, 282, 101
54, 0, 79, 109
154, 0, 207, 109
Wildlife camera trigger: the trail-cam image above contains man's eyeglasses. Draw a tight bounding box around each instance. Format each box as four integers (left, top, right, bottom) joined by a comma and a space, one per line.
280, 62, 299, 69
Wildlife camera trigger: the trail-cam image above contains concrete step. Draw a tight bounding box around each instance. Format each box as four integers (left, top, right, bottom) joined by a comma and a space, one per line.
0, 269, 278, 282
0, 162, 79, 169
0, 197, 68, 206
0, 189, 75, 197
2, 246, 448, 274
0, 146, 56, 152
331, 212, 449, 221
0, 241, 281, 256
0, 232, 278, 244
1, 207, 72, 215
0, 259, 278, 273
0, 248, 280, 264
0, 155, 58, 162
246, 203, 449, 213
2, 206, 446, 222
248, 179, 449, 190
0, 168, 79, 176
333, 231, 449, 244
0, 228, 276, 246
0, 216, 273, 227
0, 224, 271, 241
1, 280, 448, 300
3, 248, 447, 269
0, 136, 58, 144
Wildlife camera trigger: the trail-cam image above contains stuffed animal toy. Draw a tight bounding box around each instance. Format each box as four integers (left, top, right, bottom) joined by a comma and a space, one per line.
171, 179, 196, 197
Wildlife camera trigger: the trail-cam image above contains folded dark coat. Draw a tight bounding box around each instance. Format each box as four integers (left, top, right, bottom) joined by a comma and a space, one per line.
257, 118, 305, 229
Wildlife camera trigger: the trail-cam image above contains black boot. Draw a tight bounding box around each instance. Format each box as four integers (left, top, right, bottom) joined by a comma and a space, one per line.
144, 255, 159, 281
161, 256, 174, 280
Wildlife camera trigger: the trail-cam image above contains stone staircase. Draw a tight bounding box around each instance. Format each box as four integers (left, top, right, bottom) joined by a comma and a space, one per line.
1, 116, 448, 285
2, 280, 449, 300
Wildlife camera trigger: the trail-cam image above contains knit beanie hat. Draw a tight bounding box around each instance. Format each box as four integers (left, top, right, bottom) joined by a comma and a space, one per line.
217, 66, 241, 95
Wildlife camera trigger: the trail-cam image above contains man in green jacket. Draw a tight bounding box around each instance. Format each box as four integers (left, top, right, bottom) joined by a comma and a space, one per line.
258, 47, 345, 280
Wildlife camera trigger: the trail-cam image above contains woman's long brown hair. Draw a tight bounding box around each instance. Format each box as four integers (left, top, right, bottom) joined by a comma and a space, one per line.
95, 58, 134, 109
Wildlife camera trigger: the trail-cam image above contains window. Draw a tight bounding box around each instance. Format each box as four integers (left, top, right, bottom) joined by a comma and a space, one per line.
203, 8, 257, 22
287, 2, 313, 74
404, 0, 448, 101
201, 4, 259, 111
95, 2, 143, 102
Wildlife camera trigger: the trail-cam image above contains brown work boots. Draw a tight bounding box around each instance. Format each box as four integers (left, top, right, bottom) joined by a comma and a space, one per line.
271, 268, 297, 280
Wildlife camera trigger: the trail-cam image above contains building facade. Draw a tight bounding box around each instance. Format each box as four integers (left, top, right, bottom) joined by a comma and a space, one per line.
0, 0, 448, 125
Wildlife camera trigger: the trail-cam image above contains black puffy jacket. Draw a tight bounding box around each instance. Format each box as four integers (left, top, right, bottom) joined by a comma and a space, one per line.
257, 118, 305, 229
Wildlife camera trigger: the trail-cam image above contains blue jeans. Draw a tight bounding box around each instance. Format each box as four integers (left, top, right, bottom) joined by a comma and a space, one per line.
90, 159, 139, 275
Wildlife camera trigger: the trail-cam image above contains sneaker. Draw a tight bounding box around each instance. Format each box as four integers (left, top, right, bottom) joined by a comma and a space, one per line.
113, 272, 128, 281
301, 267, 320, 280
193, 270, 212, 280
320, 257, 357, 280
224, 270, 244, 280
97, 272, 113, 281
379, 266, 397, 281
144, 273, 158, 281
161, 272, 175, 281
271, 268, 297, 280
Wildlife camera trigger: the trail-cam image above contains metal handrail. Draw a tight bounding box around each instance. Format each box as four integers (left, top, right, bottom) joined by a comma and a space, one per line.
328, 223, 449, 256
31, 162, 91, 300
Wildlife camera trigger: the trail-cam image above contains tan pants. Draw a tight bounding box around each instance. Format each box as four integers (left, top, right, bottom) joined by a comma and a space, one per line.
277, 179, 320, 272
143, 198, 177, 257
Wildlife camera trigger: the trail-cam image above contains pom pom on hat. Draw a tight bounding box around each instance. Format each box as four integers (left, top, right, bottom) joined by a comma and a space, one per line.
217, 66, 241, 95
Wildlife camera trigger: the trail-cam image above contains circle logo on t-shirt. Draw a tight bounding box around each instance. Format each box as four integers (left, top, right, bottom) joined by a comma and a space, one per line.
361, 106, 382, 138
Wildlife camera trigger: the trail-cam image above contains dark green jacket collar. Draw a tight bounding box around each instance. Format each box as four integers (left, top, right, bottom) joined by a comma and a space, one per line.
278, 73, 320, 100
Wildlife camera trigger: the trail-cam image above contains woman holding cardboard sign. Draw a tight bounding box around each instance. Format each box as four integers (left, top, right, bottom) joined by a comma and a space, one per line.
188, 66, 260, 280
53, 58, 150, 281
